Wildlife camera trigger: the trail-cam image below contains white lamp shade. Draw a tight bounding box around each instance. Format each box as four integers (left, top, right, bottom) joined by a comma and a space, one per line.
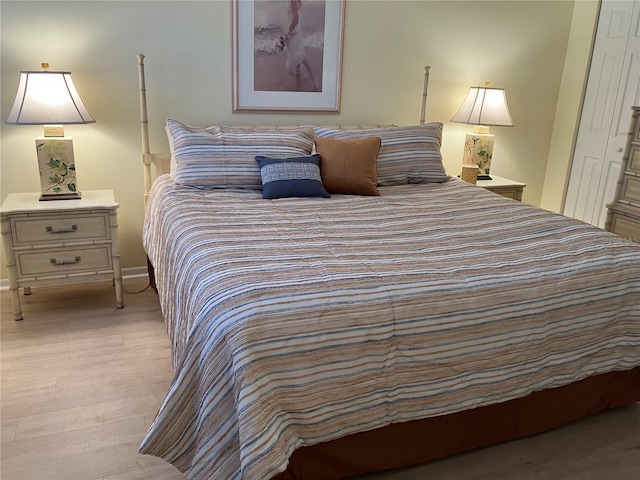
451, 86, 513, 127
6, 70, 95, 125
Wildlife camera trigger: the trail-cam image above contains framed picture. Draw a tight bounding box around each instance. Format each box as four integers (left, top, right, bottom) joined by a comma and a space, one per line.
232, 0, 345, 112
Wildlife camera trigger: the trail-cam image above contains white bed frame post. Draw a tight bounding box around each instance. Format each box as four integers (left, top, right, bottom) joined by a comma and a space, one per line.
137, 54, 170, 206
419, 65, 431, 125
138, 54, 153, 206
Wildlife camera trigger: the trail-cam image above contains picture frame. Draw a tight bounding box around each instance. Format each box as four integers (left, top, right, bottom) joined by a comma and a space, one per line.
232, 0, 345, 112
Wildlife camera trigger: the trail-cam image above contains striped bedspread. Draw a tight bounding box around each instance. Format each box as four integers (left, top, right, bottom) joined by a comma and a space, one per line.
140, 175, 640, 480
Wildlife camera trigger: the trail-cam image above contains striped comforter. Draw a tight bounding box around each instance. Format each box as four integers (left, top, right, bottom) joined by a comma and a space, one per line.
140, 175, 640, 480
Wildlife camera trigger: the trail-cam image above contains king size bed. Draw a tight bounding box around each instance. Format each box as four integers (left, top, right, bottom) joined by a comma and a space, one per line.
136, 55, 640, 480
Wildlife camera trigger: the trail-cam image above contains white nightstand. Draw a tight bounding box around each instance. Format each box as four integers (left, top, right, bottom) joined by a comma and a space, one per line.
476, 175, 526, 201
0, 190, 123, 320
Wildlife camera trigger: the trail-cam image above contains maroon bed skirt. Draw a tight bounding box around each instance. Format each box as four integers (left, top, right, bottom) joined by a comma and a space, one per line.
273, 367, 640, 480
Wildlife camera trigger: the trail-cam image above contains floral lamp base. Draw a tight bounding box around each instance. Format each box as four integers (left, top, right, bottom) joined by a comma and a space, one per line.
36, 137, 81, 201
462, 132, 494, 180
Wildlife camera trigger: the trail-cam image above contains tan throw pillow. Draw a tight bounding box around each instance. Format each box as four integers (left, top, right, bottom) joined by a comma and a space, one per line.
315, 136, 382, 195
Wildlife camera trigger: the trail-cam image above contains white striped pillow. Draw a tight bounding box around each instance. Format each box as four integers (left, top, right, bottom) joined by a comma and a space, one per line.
314, 123, 449, 185
167, 119, 315, 188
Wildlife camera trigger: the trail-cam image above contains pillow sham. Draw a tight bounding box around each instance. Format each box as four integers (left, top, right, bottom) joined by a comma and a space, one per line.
167, 119, 315, 188
165, 124, 177, 180
314, 123, 449, 186
314, 136, 381, 195
256, 154, 330, 199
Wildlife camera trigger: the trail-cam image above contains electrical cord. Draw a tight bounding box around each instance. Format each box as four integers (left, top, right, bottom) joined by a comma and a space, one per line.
122, 280, 152, 295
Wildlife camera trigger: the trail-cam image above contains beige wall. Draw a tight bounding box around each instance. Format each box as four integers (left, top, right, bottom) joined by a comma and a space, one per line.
1, 0, 595, 277
540, 0, 600, 213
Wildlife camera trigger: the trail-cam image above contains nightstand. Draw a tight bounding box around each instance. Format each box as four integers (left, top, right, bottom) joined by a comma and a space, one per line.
477, 176, 526, 201
0, 190, 123, 320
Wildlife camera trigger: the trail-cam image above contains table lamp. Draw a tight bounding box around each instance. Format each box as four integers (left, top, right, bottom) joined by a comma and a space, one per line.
6, 63, 95, 200
451, 83, 513, 179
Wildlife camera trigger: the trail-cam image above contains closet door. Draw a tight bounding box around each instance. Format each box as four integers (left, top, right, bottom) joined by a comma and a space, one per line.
564, 0, 640, 227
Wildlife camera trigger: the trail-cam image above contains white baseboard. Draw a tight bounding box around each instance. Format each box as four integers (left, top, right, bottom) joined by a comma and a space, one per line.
0, 266, 149, 291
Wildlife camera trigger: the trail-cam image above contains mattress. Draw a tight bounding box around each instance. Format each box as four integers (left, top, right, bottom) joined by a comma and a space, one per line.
140, 174, 640, 480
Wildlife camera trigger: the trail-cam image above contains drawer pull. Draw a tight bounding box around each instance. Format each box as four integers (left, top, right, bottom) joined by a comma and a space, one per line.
46, 225, 78, 234
50, 256, 81, 266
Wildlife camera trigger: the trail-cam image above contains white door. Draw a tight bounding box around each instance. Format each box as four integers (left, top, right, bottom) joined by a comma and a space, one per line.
564, 0, 640, 227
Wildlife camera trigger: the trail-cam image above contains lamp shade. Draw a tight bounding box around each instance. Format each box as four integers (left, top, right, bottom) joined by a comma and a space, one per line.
451, 86, 513, 127
6, 70, 95, 125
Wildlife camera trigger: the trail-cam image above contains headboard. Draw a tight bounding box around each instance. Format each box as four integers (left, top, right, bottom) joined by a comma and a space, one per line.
136, 54, 432, 205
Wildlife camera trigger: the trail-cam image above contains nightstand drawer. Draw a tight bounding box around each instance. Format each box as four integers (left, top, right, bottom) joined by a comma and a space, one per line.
492, 188, 520, 200
11, 213, 110, 246
16, 245, 113, 277
476, 176, 526, 202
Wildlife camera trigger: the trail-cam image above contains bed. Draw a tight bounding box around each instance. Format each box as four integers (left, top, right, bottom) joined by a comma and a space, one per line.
136, 55, 640, 480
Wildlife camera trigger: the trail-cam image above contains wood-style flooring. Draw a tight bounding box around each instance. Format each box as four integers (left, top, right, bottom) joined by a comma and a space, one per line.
1, 278, 639, 480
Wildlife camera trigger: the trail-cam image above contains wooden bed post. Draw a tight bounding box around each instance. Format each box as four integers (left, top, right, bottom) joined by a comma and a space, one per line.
420, 65, 431, 125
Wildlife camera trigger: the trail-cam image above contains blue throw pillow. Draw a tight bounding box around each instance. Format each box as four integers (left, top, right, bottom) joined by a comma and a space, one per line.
256, 154, 331, 199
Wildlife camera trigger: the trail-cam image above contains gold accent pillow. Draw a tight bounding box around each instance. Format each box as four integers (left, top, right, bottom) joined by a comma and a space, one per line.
315, 136, 381, 196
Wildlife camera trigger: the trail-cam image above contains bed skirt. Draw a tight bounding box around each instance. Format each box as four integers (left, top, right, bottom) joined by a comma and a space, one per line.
273, 367, 640, 480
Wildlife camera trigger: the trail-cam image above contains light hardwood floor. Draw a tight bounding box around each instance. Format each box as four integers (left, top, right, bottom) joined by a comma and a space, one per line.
1, 279, 638, 480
